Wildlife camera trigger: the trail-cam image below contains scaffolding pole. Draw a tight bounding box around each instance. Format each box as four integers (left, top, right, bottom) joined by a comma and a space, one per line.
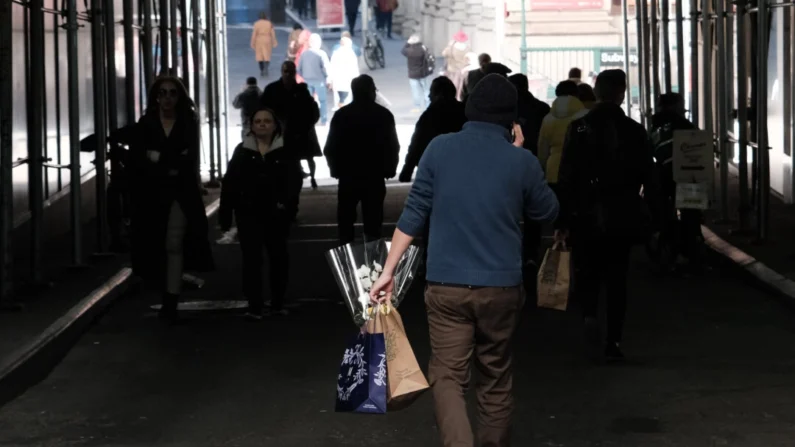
790, 6, 795, 204
0, 0, 16, 307
756, 0, 770, 241
205, 0, 219, 187
662, 0, 672, 92
716, 0, 730, 221
635, 0, 647, 126
219, 0, 231, 173
675, 0, 685, 93
641, 0, 652, 127
142, 0, 155, 91
170, 0, 179, 76
159, 0, 170, 74
651, 0, 661, 99
105, 0, 119, 131
91, 0, 110, 254
180, 0, 190, 91
123, 0, 137, 122
191, 0, 201, 117
66, 0, 84, 267
622, 0, 632, 116
783, 3, 792, 200
29, 0, 46, 281
690, 0, 700, 124
735, 0, 751, 233
211, 0, 223, 180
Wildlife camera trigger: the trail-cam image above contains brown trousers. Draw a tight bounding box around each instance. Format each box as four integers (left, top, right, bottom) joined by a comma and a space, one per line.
425, 283, 525, 447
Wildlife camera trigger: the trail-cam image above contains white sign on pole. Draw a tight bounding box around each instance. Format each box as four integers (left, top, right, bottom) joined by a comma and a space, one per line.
675, 183, 710, 210
672, 129, 714, 184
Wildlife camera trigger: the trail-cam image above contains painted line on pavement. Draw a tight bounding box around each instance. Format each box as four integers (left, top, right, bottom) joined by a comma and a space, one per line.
702, 225, 795, 304
0, 197, 221, 408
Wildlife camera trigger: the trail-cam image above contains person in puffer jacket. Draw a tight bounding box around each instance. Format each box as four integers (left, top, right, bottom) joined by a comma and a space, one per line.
537, 80, 588, 190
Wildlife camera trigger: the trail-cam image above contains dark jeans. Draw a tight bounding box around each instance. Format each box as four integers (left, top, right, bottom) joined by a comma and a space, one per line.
573, 238, 631, 344
237, 212, 291, 313
337, 177, 386, 244
346, 10, 357, 35
374, 9, 393, 37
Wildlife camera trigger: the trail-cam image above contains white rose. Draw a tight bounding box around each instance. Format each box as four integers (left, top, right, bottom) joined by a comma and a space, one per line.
361, 277, 372, 290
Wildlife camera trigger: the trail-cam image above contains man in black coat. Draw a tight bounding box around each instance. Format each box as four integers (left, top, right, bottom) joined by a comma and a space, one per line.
556, 69, 662, 362
324, 75, 400, 244
232, 77, 261, 140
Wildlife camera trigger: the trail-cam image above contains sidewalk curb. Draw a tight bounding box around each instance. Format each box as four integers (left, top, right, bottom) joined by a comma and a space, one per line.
0, 198, 220, 408
702, 225, 795, 310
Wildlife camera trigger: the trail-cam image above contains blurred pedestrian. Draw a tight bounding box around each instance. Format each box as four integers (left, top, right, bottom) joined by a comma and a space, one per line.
369, 74, 558, 447
402, 34, 432, 113
219, 107, 303, 319
250, 12, 278, 78
577, 83, 596, 109
232, 76, 262, 140
442, 30, 470, 100
375, 0, 397, 38
537, 80, 588, 193
461, 53, 491, 100
568, 67, 582, 84
286, 24, 303, 62
128, 76, 215, 323
330, 34, 360, 110
298, 33, 331, 125
324, 75, 400, 244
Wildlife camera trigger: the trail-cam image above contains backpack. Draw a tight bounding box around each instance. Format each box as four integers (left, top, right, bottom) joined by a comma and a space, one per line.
422, 45, 435, 75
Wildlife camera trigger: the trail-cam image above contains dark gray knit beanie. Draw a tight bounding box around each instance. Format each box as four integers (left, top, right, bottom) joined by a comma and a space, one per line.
465, 73, 518, 127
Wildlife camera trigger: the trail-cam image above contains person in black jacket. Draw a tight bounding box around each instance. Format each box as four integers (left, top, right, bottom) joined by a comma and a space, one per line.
260, 61, 322, 191
556, 69, 662, 362
232, 77, 262, 141
128, 75, 215, 323
402, 34, 431, 112
219, 107, 303, 318
650, 92, 704, 273
324, 75, 400, 244
399, 76, 466, 182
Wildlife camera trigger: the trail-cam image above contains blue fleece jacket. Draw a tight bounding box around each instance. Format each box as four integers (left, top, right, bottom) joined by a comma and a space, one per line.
396, 121, 559, 287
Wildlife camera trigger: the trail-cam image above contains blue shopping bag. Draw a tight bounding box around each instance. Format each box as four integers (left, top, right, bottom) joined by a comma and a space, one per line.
334, 331, 388, 414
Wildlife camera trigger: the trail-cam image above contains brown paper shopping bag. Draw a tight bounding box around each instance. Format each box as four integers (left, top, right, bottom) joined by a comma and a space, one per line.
537, 242, 571, 311
365, 305, 429, 410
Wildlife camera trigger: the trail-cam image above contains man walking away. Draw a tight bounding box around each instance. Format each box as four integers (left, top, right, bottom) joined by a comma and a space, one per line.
369, 74, 559, 447
345, 0, 359, 35
568, 67, 582, 84
650, 92, 705, 274
298, 33, 331, 125
555, 69, 662, 362
461, 53, 491, 100
402, 34, 432, 113
232, 77, 262, 140
324, 75, 400, 245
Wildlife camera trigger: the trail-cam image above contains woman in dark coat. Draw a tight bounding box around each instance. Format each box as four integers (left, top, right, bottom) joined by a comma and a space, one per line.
128, 75, 215, 322
219, 107, 303, 318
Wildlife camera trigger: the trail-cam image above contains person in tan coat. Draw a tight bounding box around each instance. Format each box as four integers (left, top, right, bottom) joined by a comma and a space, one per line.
251, 12, 278, 78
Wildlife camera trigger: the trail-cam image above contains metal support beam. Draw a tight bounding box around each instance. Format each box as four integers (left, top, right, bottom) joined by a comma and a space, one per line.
219, 0, 230, 172
0, 0, 15, 305
756, 0, 770, 241
621, 0, 632, 116
716, 0, 730, 221
641, 0, 653, 127
635, 0, 647, 126
736, 0, 751, 233
191, 0, 201, 118
783, 2, 792, 198
701, 0, 713, 135
662, 0, 672, 92
105, 0, 119, 131
142, 0, 155, 91
179, 0, 190, 91
790, 4, 795, 203
29, 0, 46, 281
211, 0, 223, 179
651, 0, 661, 98
520, 0, 527, 75
158, 0, 170, 74
675, 0, 685, 93
91, 0, 109, 254
170, 0, 179, 76
690, 0, 700, 124
205, 0, 219, 186
123, 0, 137, 123
66, 0, 84, 266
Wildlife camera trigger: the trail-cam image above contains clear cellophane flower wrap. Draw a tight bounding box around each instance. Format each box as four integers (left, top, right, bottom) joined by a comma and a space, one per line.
325, 239, 423, 327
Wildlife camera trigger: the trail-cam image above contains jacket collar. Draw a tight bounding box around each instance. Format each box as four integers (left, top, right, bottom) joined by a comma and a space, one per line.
242, 133, 285, 155
462, 121, 512, 141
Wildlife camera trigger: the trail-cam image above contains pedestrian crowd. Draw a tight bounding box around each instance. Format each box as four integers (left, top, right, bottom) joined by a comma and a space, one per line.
117, 26, 707, 447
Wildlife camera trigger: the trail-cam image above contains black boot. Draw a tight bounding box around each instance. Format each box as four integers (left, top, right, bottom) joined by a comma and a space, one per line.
258, 61, 266, 78
264, 61, 270, 77
159, 293, 179, 323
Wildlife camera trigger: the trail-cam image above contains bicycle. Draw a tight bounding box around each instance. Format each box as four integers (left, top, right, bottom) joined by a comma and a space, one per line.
363, 29, 385, 70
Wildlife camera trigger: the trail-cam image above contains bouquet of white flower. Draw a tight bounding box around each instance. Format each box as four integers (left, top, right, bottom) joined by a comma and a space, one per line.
326, 239, 423, 327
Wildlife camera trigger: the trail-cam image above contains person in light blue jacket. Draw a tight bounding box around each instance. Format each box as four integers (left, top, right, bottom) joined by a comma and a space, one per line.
369, 73, 558, 446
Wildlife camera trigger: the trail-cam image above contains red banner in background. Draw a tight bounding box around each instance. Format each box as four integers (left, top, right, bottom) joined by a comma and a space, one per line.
530, 0, 604, 11
317, 0, 345, 28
